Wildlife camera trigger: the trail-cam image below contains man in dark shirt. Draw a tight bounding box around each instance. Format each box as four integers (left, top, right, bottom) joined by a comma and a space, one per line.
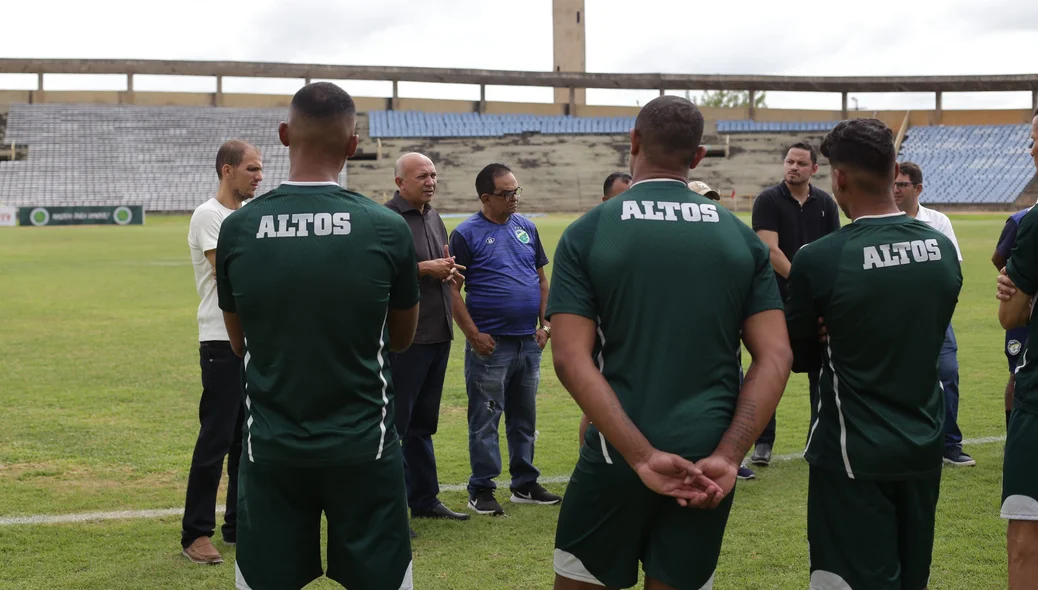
386, 152, 471, 535
449, 163, 562, 516
750, 141, 841, 467
787, 117, 961, 590
992, 106, 1038, 590
993, 206, 1033, 431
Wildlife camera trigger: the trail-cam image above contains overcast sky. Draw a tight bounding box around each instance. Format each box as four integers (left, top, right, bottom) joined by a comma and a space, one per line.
2, 0, 1037, 112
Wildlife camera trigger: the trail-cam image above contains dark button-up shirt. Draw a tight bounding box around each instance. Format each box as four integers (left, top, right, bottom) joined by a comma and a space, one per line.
751, 181, 840, 297
386, 191, 453, 344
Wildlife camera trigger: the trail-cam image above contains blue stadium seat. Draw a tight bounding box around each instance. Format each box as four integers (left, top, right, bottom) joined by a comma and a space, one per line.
898, 123, 1032, 204
367, 110, 637, 139
716, 119, 839, 134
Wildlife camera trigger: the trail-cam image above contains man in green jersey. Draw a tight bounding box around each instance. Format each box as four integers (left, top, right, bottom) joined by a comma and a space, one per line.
216, 82, 421, 590
994, 106, 1038, 590
547, 94, 794, 590
786, 118, 962, 590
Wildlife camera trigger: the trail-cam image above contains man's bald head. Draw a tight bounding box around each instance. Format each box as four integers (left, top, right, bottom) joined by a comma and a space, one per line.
278, 82, 359, 163
395, 152, 433, 178
631, 95, 706, 170
394, 152, 438, 209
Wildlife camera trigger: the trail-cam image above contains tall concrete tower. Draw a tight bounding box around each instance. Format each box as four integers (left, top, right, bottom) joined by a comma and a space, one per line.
553, 0, 586, 107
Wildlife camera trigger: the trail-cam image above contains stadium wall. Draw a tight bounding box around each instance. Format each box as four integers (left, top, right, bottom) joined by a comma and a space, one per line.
345, 119, 833, 213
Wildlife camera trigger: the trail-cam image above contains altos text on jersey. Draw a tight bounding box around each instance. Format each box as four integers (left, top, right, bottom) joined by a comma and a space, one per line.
546, 179, 784, 461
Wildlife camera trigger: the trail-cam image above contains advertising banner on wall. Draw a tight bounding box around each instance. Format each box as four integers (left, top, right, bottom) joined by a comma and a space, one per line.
0, 207, 15, 227
18, 206, 144, 226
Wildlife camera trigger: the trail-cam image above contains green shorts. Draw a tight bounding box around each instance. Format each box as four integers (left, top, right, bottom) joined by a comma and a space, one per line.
234, 445, 413, 590
553, 447, 735, 590
808, 466, 940, 590
1002, 409, 1038, 520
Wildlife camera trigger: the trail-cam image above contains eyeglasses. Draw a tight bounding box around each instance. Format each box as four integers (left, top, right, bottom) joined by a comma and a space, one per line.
488, 187, 522, 199
894, 182, 917, 189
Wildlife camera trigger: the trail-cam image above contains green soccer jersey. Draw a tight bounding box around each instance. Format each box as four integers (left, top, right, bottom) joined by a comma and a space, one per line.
546, 179, 783, 461
1006, 207, 1038, 415
215, 182, 420, 467
785, 212, 962, 480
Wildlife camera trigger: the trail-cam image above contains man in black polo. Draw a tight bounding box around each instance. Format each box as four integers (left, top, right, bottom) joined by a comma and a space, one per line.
750, 141, 840, 467
386, 152, 471, 536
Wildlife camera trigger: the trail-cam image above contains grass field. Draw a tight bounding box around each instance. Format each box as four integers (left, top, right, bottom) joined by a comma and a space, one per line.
0, 209, 1018, 589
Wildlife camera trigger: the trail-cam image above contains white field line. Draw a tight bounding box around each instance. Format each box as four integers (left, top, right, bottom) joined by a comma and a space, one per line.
0, 435, 1006, 527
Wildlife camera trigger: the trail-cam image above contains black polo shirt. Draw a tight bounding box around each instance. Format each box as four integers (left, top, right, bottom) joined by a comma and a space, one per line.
386, 191, 453, 344
751, 181, 840, 296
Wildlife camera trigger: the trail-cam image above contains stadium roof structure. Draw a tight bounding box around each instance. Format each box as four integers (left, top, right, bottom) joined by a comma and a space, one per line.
2, 59, 1038, 93
2, 59, 1037, 119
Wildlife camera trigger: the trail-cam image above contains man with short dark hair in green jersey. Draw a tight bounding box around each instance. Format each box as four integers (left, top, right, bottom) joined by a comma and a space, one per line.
215, 81, 421, 590
547, 94, 794, 590
994, 106, 1038, 590
786, 118, 962, 590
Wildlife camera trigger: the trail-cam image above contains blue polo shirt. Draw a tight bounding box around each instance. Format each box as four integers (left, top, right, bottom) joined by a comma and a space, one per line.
450, 212, 548, 336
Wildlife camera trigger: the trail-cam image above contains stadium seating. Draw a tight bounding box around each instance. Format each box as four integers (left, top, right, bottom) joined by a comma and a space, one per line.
368, 110, 636, 138
0, 103, 333, 212
2, 103, 1031, 211
897, 124, 1034, 204
717, 120, 840, 133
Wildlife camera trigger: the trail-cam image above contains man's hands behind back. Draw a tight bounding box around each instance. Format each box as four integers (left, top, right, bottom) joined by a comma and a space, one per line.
632, 451, 727, 509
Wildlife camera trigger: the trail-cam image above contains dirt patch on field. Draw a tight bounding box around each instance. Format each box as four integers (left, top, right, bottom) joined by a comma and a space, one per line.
0, 461, 180, 490
439, 404, 468, 419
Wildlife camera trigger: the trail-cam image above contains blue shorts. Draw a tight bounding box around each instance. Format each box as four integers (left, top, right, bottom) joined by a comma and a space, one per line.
1007, 328, 1029, 373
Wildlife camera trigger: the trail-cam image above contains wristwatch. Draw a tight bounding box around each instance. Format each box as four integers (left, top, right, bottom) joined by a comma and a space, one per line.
540, 325, 551, 337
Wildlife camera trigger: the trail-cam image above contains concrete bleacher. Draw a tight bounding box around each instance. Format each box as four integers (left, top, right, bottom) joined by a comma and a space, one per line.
0, 103, 343, 212
369, 110, 636, 138
348, 127, 633, 212
347, 119, 836, 212
360, 112, 838, 208
694, 131, 831, 203
898, 124, 1034, 204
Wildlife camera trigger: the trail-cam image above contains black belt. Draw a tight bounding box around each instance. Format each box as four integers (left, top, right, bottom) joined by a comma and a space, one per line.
200, 340, 233, 350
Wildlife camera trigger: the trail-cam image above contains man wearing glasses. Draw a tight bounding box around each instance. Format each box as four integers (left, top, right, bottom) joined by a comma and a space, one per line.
894, 161, 973, 467
448, 163, 561, 516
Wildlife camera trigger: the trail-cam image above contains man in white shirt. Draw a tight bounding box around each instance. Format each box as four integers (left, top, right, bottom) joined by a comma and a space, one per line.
895, 160, 974, 467
182, 140, 264, 565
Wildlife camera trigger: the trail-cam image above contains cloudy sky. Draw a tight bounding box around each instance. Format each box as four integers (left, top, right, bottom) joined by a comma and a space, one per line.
2, 0, 1036, 112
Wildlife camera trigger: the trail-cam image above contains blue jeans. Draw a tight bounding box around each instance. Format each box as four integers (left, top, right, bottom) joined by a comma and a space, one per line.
465, 335, 542, 496
941, 324, 963, 451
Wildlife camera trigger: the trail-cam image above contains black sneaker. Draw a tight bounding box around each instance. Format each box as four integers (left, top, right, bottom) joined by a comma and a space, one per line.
943, 448, 976, 467
510, 483, 562, 505
468, 489, 505, 516
750, 443, 772, 466
737, 465, 756, 480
